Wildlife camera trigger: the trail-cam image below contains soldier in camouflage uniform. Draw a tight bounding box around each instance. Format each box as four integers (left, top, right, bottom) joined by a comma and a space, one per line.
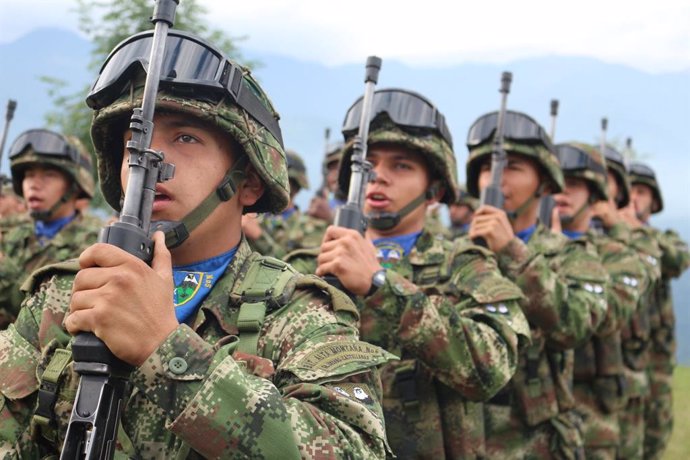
0, 30, 394, 458
0, 130, 101, 329
553, 143, 647, 459
465, 111, 610, 459
308, 141, 344, 223
448, 184, 479, 239
627, 162, 690, 460
287, 88, 531, 459
244, 150, 328, 258
0, 176, 28, 244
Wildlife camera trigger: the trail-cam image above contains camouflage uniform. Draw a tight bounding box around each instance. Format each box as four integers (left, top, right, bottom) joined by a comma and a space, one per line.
465, 115, 609, 459
449, 184, 479, 240
288, 229, 530, 460
0, 131, 100, 329
0, 30, 394, 458
289, 90, 531, 459
555, 142, 647, 460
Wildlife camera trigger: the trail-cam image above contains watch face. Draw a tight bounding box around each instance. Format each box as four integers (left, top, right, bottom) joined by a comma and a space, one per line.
373, 270, 386, 287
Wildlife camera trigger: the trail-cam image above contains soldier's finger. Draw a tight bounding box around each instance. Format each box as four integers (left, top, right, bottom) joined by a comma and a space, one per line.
64, 309, 95, 336
151, 232, 173, 282
79, 242, 135, 269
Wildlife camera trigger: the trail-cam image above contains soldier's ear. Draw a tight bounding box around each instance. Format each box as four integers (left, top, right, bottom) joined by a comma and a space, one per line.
238, 165, 265, 208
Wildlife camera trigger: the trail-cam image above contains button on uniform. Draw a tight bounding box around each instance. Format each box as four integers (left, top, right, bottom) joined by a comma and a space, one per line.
169, 357, 188, 374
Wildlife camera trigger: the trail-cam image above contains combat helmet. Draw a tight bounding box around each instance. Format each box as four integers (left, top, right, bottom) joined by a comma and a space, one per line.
628, 161, 663, 214
8, 129, 95, 219
455, 183, 479, 211
87, 29, 288, 246
286, 150, 309, 192
337, 88, 458, 230
465, 110, 563, 199
602, 144, 630, 208
555, 142, 608, 202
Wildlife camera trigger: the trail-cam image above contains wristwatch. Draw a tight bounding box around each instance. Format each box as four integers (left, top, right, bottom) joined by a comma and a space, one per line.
367, 269, 387, 297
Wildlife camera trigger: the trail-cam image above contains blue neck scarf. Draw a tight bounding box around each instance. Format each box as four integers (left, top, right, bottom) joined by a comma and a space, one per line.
172, 246, 238, 324
329, 197, 345, 210
562, 229, 585, 240
280, 207, 297, 220
515, 224, 537, 243
372, 231, 422, 268
34, 213, 77, 244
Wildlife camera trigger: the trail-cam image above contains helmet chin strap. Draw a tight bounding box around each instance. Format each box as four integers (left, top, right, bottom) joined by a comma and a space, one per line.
150, 156, 248, 248
635, 203, 652, 223
367, 183, 440, 232
30, 183, 78, 221
505, 184, 545, 221
559, 196, 595, 227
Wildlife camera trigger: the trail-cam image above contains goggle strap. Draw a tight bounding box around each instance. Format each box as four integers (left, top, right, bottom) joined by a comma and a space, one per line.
367, 189, 429, 231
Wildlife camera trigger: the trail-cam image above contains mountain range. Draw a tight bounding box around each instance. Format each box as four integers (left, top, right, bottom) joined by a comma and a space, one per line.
1, 27, 688, 363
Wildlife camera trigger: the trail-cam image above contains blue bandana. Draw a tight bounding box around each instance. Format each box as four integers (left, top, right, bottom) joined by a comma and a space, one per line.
34, 213, 77, 245
173, 247, 237, 324
562, 229, 584, 240
515, 224, 537, 243
372, 231, 422, 268
280, 207, 297, 220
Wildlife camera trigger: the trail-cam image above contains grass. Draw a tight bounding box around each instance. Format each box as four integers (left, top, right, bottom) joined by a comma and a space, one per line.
664, 366, 690, 460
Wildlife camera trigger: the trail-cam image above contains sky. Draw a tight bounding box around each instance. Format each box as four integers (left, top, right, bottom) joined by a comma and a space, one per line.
0, 0, 689, 74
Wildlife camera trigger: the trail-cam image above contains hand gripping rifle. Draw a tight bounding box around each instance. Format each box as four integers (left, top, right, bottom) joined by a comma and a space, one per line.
538, 99, 558, 228
332, 56, 382, 233
0, 99, 17, 173
473, 71, 512, 247
60, 1, 178, 458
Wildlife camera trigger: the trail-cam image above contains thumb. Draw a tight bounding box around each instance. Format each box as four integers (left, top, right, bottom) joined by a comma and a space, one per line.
151, 231, 173, 281
550, 206, 562, 233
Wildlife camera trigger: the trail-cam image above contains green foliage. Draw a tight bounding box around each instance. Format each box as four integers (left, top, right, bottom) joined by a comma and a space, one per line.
42, 0, 255, 212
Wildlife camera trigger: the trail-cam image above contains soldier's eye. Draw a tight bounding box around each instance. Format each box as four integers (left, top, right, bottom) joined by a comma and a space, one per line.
177, 134, 198, 144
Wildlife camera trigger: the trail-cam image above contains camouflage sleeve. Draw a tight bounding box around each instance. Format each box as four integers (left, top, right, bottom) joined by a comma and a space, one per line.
0, 255, 25, 328
658, 229, 690, 279
594, 236, 647, 336
247, 230, 287, 259
131, 287, 393, 459
363, 245, 530, 401
496, 236, 608, 350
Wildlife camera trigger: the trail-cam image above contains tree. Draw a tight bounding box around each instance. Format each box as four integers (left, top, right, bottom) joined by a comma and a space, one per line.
42, 0, 254, 212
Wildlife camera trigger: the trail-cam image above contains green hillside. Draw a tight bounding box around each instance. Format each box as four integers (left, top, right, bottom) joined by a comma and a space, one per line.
664, 366, 690, 459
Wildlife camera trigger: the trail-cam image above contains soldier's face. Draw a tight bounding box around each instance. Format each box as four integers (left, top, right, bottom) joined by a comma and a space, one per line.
630, 183, 654, 221
365, 144, 432, 234
120, 112, 250, 241
449, 203, 473, 226
22, 165, 75, 220
554, 177, 592, 228
478, 154, 541, 213
606, 171, 619, 205
326, 160, 339, 192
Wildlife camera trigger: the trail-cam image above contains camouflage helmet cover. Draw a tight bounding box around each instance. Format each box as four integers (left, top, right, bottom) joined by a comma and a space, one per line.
90, 72, 289, 214
9, 129, 95, 199
286, 149, 310, 190
628, 161, 663, 213
602, 144, 630, 208
337, 117, 459, 205
455, 183, 480, 210
555, 142, 609, 202
465, 110, 564, 198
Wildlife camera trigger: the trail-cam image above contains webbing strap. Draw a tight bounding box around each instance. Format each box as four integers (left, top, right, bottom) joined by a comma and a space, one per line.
394, 363, 421, 422
32, 348, 72, 442
236, 302, 267, 355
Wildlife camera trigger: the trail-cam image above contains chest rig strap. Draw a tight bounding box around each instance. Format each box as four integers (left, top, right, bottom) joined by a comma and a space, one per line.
32, 348, 72, 442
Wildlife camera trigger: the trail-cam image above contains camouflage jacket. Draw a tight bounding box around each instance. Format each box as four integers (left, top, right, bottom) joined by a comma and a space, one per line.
0, 238, 394, 459
288, 229, 530, 459
490, 224, 609, 427
249, 208, 328, 259
0, 212, 101, 328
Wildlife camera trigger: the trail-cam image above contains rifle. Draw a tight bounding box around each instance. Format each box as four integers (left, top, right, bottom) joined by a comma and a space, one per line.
0, 99, 17, 173
60, 1, 178, 458
538, 99, 558, 228
589, 117, 608, 233
473, 71, 512, 247
332, 56, 382, 233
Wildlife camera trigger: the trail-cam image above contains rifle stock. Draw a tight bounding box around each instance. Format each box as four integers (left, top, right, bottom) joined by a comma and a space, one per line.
61, 1, 178, 458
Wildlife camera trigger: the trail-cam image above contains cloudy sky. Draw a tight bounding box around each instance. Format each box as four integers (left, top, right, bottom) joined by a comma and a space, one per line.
1, 0, 688, 73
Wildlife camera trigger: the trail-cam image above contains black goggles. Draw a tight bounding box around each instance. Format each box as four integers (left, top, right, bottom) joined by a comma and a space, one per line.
466, 110, 552, 150
629, 162, 656, 180
603, 145, 627, 171
8, 129, 90, 169
86, 29, 283, 147
341, 88, 453, 148
555, 144, 606, 176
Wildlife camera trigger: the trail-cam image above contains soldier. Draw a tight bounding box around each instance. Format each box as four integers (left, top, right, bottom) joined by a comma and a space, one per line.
0, 30, 393, 458
448, 184, 479, 239
0, 175, 26, 219
627, 162, 689, 460
307, 141, 344, 222
553, 142, 647, 459
465, 111, 609, 459
287, 87, 530, 459
0, 130, 101, 328
243, 149, 328, 258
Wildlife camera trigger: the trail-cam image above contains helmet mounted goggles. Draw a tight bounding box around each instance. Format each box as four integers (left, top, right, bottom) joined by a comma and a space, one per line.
556, 144, 607, 176
466, 110, 553, 151
86, 29, 283, 147
341, 88, 453, 148
9, 129, 90, 170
